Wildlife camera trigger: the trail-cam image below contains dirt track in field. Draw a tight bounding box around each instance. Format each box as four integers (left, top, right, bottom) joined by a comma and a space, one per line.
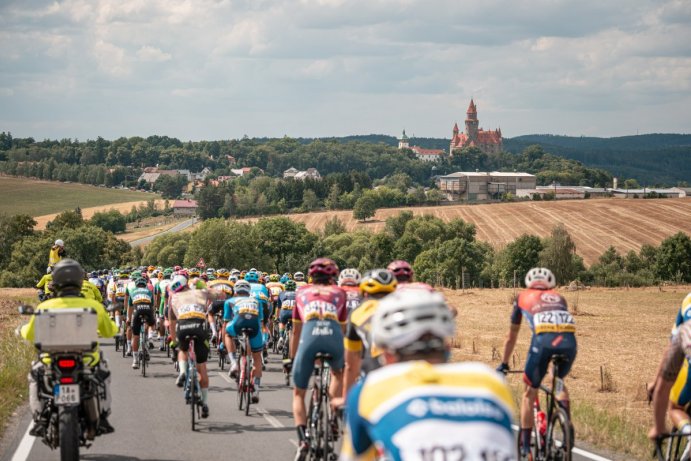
240, 198, 691, 265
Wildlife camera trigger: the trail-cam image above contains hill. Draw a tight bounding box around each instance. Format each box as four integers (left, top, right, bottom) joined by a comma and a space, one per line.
238, 198, 691, 265
0, 176, 159, 218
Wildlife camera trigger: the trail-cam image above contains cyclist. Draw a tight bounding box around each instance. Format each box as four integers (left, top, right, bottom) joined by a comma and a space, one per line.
497, 267, 577, 459
127, 278, 155, 369
224, 280, 264, 403
293, 271, 307, 289
108, 269, 130, 346
290, 258, 347, 460
81, 271, 104, 303
277, 280, 297, 352
207, 270, 235, 348
246, 270, 270, 361
338, 268, 363, 313
266, 274, 284, 348
342, 288, 516, 461
167, 273, 218, 418
88, 270, 106, 300
154, 268, 173, 350
343, 269, 397, 398
387, 259, 434, 291
648, 292, 691, 444
21, 259, 117, 436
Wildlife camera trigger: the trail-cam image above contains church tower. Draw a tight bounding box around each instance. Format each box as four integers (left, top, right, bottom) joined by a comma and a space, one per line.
465, 99, 479, 141
398, 129, 410, 149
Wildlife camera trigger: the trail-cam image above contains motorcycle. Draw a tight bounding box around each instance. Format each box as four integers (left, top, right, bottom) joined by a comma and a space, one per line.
19, 305, 111, 461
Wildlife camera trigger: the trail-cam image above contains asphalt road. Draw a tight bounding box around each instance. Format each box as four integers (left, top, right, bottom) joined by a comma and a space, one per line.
3, 339, 614, 461
128, 218, 197, 247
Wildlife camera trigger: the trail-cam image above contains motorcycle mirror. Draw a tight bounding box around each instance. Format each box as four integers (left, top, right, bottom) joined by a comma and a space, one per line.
18, 305, 35, 316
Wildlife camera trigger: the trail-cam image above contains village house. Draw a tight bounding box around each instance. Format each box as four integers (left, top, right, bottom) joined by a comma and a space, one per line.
172, 199, 198, 217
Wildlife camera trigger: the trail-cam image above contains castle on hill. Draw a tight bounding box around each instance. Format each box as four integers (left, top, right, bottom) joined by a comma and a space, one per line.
449, 99, 502, 155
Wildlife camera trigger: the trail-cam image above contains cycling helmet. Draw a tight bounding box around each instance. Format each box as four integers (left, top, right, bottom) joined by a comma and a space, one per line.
217, 268, 230, 278
54, 239, 65, 247
147, 265, 155, 272
293, 271, 305, 281
135, 278, 148, 288
206, 267, 215, 275
308, 258, 339, 279
52, 259, 84, 290
162, 268, 173, 278
177, 269, 189, 278
234, 280, 252, 294
240, 270, 247, 279
200, 274, 209, 281
372, 288, 454, 354
284, 280, 297, 291
280, 275, 289, 284
525, 267, 556, 289
229, 275, 238, 283
269, 274, 279, 282
118, 270, 130, 279
338, 268, 361, 287
387, 260, 414, 283
360, 269, 397, 295
131, 270, 142, 279
245, 271, 259, 283
174, 265, 182, 271
170, 274, 188, 293
90, 271, 98, 278
189, 268, 201, 277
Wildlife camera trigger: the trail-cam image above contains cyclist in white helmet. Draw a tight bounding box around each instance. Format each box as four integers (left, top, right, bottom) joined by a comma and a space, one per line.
497, 267, 577, 460
342, 288, 516, 461
338, 268, 362, 313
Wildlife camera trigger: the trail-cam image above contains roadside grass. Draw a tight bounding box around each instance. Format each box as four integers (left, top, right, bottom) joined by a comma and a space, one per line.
448, 285, 689, 460
0, 176, 157, 217
0, 293, 35, 437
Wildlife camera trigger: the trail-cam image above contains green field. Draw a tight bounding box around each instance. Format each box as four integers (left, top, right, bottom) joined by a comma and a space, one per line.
0, 176, 159, 217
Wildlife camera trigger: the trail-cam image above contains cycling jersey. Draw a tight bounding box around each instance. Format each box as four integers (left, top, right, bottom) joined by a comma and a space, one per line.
81, 280, 103, 303
292, 284, 347, 389
342, 361, 516, 461
341, 285, 362, 313
169, 289, 211, 321
672, 293, 691, 335
155, 279, 171, 315
511, 288, 577, 388
128, 287, 154, 307
250, 282, 270, 319
170, 289, 213, 364
344, 299, 383, 375
224, 296, 265, 352
129, 287, 154, 334
110, 278, 129, 305
667, 294, 691, 406
278, 290, 297, 325
266, 282, 284, 303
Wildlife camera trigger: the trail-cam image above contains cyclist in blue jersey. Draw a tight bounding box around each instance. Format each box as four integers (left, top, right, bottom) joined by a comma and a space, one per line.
224, 280, 264, 403
343, 288, 516, 461
127, 278, 155, 369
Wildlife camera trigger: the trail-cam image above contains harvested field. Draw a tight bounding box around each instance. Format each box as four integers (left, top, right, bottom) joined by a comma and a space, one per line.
447, 285, 688, 459
33, 199, 165, 230
238, 198, 691, 265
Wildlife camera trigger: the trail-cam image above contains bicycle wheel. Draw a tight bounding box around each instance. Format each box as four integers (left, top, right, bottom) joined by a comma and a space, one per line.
546, 407, 572, 461
322, 389, 334, 460
306, 386, 319, 460
244, 350, 252, 416
190, 365, 197, 431
219, 347, 225, 370
237, 355, 246, 411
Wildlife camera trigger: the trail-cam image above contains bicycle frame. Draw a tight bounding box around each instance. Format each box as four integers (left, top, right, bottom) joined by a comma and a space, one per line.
655, 432, 690, 461
307, 353, 336, 460
183, 337, 202, 431
533, 357, 573, 461
236, 331, 254, 416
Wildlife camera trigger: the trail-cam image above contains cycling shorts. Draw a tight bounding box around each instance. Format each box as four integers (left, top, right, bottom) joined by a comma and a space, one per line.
111, 299, 125, 312
279, 309, 293, 326
209, 300, 226, 316
132, 305, 155, 334
292, 320, 344, 390
263, 304, 273, 324
176, 319, 210, 364
226, 316, 264, 353
524, 332, 577, 388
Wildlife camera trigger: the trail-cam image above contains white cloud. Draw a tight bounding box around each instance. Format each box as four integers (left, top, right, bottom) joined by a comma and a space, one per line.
92, 40, 130, 77
136, 45, 172, 62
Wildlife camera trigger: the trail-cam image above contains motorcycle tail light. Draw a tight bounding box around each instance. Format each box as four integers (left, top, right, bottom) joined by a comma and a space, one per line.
57, 358, 77, 369
60, 376, 75, 384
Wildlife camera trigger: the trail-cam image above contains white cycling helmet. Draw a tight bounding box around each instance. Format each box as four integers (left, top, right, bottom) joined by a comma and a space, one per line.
524, 267, 556, 289
338, 268, 361, 287
55, 239, 64, 247
294, 271, 305, 281
372, 288, 454, 353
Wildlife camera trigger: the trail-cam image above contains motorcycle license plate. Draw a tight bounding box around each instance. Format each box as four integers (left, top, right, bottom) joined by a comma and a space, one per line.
54, 384, 80, 406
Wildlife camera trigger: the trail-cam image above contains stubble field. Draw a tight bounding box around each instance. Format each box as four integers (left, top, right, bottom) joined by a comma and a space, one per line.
242, 198, 691, 265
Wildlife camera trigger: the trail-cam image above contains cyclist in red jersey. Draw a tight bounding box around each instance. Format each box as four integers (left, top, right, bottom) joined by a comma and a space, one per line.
387, 260, 434, 291
289, 258, 348, 460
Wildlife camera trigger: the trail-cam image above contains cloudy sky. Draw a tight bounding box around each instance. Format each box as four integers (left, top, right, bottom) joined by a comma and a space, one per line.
1, 0, 689, 141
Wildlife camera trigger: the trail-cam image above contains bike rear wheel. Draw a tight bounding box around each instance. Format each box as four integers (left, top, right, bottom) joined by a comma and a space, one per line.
59, 405, 80, 461
190, 366, 197, 431
237, 355, 246, 411
547, 407, 572, 461
244, 351, 252, 416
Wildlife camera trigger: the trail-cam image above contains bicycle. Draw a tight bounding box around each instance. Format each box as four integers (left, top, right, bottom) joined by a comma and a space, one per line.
305, 352, 338, 461
519, 355, 574, 461
271, 315, 280, 355
235, 329, 254, 416
281, 322, 293, 386
138, 319, 149, 377
654, 432, 691, 461
182, 336, 203, 431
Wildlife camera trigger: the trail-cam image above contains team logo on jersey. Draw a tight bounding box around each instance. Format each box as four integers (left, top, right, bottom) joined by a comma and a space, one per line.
407, 399, 429, 417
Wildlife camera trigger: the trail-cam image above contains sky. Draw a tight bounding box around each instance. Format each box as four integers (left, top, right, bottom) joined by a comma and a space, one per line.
0, 0, 690, 141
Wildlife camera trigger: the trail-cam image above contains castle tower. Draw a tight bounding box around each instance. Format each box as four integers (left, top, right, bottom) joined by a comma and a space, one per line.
398, 129, 410, 149
465, 99, 479, 141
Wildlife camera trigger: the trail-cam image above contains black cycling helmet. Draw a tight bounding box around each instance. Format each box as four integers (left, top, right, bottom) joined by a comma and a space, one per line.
135, 278, 148, 288
52, 258, 85, 291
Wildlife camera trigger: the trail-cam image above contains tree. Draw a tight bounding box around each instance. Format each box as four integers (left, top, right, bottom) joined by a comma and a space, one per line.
90, 209, 126, 233
323, 216, 346, 236
496, 234, 543, 286
385, 211, 414, 240
46, 209, 84, 231
538, 224, 583, 285
154, 174, 187, 199
196, 184, 225, 220
0, 213, 36, 267
353, 194, 376, 222
254, 217, 315, 272
656, 232, 691, 282
325, 183, 342, 210
302, 189, 319, 211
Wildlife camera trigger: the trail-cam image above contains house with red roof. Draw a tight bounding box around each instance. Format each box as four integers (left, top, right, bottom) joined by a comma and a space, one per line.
450, 99, 502, 155
172, 199, 198, 217
397, 130, 446, 162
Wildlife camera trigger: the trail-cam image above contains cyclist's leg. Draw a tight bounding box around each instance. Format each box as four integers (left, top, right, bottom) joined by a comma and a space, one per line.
292, 332, 317, 445
521, 334, 550, 453
131, 309, 143, 367
193, 328, 211, 413
249, 326, 265, 401
225, 321, 239, 376
126, 305, 134, 355
176, 321, 192, 385
553, 334, 578, 414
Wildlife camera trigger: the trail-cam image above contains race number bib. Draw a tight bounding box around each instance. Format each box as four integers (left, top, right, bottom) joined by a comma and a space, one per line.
304, 300, 338, 321
177, 303, 205, 319
281, 299, 296, 311
534, 310, 575, 334
133, 293, 152, 305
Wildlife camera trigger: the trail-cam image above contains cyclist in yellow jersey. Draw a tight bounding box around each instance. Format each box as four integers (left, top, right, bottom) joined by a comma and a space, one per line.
342, 288, 516, 461
20, 259, 117, 436
35, 267, 53, 301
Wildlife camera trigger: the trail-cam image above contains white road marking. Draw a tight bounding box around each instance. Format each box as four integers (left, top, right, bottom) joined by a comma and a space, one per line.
511, 424, 611, 461
10, 423, 35, 461
217, 371, 285, 429
289, 438, 299, 448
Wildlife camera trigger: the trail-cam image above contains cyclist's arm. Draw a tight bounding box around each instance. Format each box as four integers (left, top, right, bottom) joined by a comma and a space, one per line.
290, 321, 302, 360
500, 304, 522, 365
650, 339, 685, 439
344, 319, 363, 398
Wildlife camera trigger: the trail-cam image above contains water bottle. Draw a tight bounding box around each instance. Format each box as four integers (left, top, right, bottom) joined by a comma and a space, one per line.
536, 410, 547, 436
